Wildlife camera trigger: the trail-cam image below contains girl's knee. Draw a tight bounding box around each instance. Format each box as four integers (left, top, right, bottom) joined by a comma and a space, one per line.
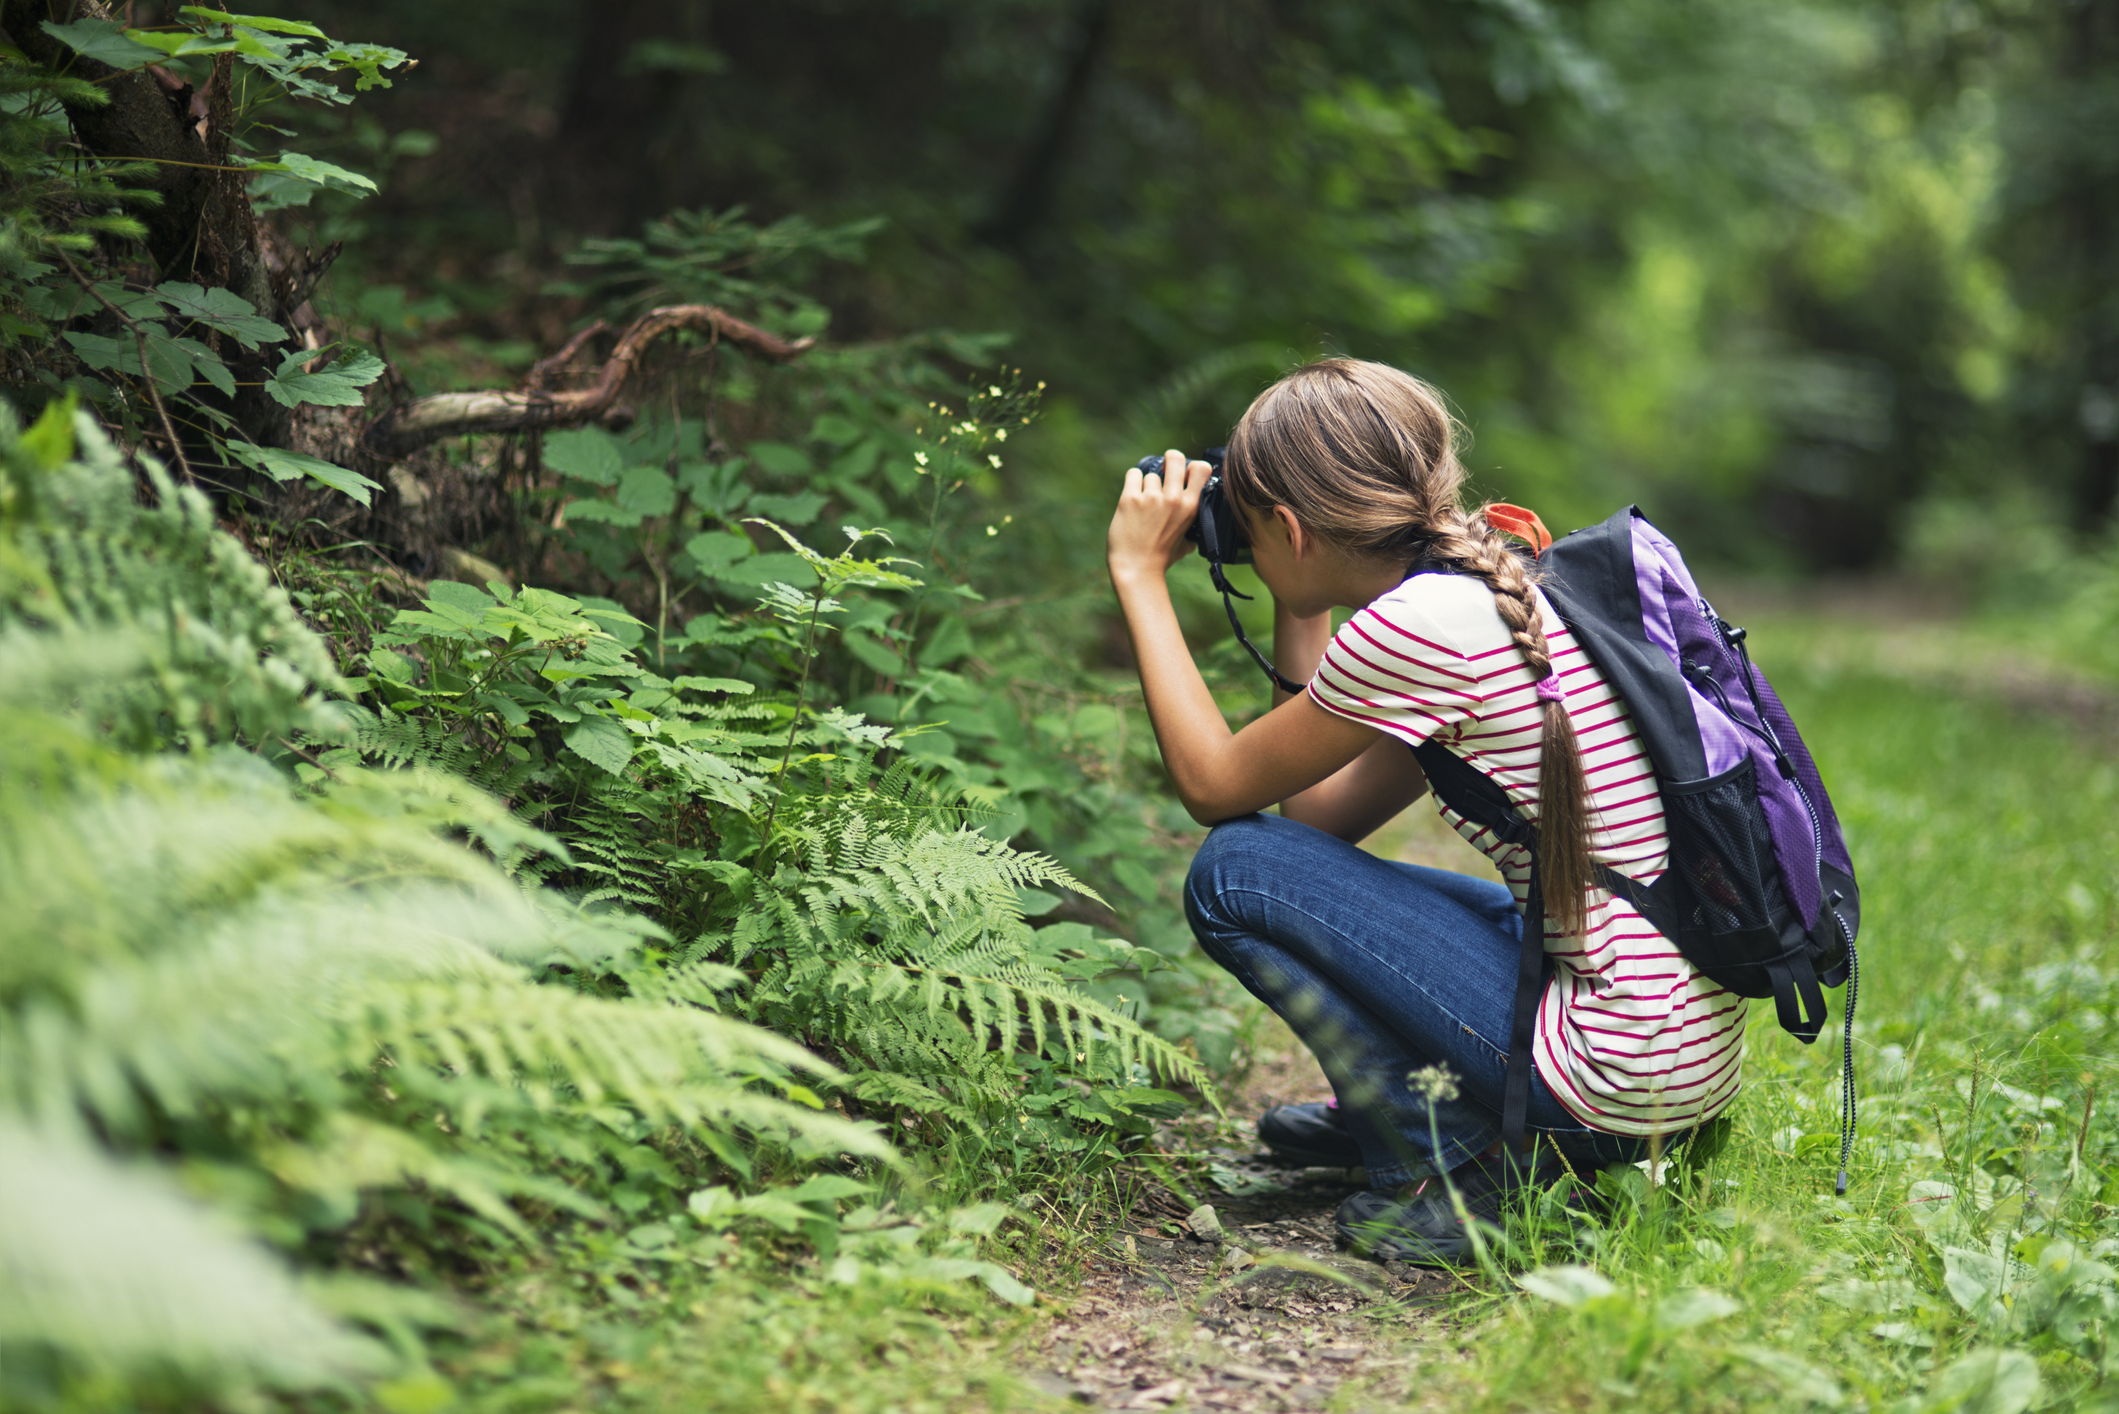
1183, 812, 1276, 922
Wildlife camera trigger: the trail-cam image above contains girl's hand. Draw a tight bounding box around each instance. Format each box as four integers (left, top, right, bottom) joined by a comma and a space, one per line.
1107, 449, 1210, 585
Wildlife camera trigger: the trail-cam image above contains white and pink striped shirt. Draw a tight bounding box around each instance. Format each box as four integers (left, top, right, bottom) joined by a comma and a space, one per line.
1306, 573, 1744, 1137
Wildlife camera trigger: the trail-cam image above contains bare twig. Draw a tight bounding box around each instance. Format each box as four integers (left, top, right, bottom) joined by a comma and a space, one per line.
55, 249, 196, 487
360, 304, 815, 461
523, 319, 611, 393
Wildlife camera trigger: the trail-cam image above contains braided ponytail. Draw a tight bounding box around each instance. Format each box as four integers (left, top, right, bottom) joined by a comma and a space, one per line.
1224, 358, 1597, 936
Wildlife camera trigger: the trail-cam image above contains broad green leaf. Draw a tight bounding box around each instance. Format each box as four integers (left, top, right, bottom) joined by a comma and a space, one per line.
747, 489, 827, 526
19, 395, 79, 471
745, 440, 811, 476
23, 280, 165, 323
320, 41, 411, 91
224, 442, 382, 506
1517, 1264, 1615, 1307
247, 152, 378, 198
180, 7, 327, 37
138, 331, 197, 392
41, 17, 163, 69
121, 29, 237, 57
172, 337, 235, 397
712, 551, 813, 589
842, 627, 904, 676
560, 497, 641, 528
683, 530, 753, 573
543, 427, 625, 485
787, 1174, 870, 1205
1929, 1348, 2041, 1414
1654, 1288, 1741, 1332
264, 348, 384, 409
670, 676, 754, 695
1942, 1247, 2010, 1322
913, 1257, 1033, 1307
154, 282, 286, 349
614, 465, 677, 518
563, 714, 634, 776
808, 413, 862, 446
61, 331, 140, 376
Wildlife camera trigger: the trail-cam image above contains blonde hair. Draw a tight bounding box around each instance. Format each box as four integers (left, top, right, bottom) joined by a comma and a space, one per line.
1223, 358, 1594, 935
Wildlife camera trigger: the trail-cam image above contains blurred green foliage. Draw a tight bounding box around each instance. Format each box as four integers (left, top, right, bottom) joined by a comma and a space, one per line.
257, 0, 2119, 576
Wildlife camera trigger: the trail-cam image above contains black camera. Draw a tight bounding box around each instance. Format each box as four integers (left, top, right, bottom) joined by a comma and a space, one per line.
1131, 446, 1304, 693
1131, 446, 1250, 565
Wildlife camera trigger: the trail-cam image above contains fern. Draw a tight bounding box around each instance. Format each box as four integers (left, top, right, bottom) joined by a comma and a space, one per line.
719, 788, 1214, 1119
0, 401, 898, 1400
0, 400, 344, 748
0, 1124, 389, 1390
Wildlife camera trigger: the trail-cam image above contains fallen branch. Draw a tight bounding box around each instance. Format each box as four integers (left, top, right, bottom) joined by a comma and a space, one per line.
360, 305, 815, 461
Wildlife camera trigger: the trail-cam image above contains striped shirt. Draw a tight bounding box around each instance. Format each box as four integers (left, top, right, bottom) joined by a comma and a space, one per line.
1306, 573, 1744, 1137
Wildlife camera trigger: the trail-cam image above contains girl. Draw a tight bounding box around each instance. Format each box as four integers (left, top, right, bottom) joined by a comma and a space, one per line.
1105, 359, 1741, 1264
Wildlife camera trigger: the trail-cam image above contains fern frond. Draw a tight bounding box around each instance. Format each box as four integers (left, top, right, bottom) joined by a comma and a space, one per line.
0, 1123, 389, 1387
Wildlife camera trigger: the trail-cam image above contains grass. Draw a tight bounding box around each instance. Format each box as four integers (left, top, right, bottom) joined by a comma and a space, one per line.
1386, 613, 2119, 1413
387, 609, 2116, 1414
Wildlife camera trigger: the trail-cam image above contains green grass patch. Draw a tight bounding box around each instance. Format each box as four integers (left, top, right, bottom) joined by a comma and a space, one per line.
1401, 620, 2119, 1413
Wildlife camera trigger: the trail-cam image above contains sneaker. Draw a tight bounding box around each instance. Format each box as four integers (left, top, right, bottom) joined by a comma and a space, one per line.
1257, 1101, 1364, 1167
1335, 1153, 1585, 1265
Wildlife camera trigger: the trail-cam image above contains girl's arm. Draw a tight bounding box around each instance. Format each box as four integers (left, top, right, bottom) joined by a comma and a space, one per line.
1108, 455, 1387, 826
1269, 600, 1430, 842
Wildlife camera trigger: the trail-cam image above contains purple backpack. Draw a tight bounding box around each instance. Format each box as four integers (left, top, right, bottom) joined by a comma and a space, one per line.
1411, 507, 1862, 1190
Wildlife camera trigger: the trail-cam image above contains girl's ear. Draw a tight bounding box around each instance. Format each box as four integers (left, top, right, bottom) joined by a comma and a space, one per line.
1271, 505, 1309, 559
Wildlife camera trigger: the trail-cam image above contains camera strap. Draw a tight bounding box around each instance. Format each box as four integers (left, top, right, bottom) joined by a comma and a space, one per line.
1209, 558, 1307, 697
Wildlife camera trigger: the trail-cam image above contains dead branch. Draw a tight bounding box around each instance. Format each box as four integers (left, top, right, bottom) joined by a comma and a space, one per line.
360, 305, 815, 461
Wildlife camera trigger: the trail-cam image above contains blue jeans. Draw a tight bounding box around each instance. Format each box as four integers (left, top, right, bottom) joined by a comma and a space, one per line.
1184, 813, 1650, 1187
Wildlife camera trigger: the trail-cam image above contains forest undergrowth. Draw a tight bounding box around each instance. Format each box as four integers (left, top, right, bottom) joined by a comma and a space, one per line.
3, 6, 2118, 1413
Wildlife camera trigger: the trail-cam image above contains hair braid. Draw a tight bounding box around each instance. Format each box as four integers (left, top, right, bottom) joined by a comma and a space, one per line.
1224, 357, 1597, 937
1421, 510, 1595, 937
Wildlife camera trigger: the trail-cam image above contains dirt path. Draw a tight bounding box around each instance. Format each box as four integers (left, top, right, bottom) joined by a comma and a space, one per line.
1018, 1034, 1458, 1411
1011, 813, 1489, 1411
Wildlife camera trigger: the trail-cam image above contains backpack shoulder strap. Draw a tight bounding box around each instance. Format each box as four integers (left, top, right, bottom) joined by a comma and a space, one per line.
1539, 507, 1709, 781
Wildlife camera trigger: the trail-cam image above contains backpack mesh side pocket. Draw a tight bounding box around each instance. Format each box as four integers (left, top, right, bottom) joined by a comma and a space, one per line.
1661, 757, 1779, 938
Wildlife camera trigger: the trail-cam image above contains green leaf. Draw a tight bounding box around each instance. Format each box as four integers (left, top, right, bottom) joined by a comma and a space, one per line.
787, 1174, 870, 1206
1653, 1288, 1741, 1332
1518, 1265, 1616, 1307
61, 332, 140, 377
746, 490, 827, 526
138, 332, 197, 393
174, 338, 235, 397
746, 440, 811, 477
264, 348, 384, 409
683, 530, 753, 573
563, 714, 634, 776
614, 465, 677, 518
20, 395, 78, 469
245, 153, 378, 200
1942, 1247, 2010, 1322
809, 413, 862, 446
560, 498, 640, 528
224, 443, 382, 506
121, 29, 238, 57
543, 427, 625, 486
1929, 1349, 2041, 1414
709, 551, 812, 589
670, 676, 755, 696
153, 282, 286, 349
41, 17, 164, 69
180, 6, 328, 36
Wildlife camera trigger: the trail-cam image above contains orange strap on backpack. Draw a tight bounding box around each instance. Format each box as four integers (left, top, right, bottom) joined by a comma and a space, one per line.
1484, 503, 1552, 554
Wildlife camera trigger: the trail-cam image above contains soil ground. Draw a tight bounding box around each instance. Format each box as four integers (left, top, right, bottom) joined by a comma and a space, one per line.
1013, 810, 1489, 1412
